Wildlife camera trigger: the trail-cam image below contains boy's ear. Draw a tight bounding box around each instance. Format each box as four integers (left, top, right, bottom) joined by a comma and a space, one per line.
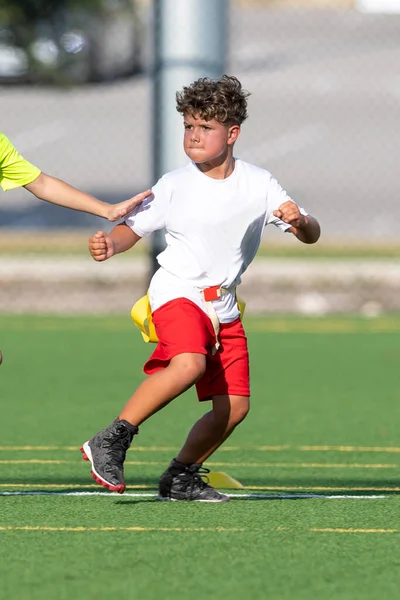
228, 125, 240, 145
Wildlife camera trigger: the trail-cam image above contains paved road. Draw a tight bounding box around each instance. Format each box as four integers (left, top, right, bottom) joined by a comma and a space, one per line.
1, 5, 399, 241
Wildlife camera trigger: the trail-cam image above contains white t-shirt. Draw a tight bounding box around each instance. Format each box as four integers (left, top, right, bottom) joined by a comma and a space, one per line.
125, 159, 307, 323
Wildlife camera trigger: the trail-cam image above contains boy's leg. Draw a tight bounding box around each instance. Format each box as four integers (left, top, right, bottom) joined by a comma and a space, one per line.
158, 394, 249, 502
81, 352, 206, 493
81, 298, 218, 494
176, 394, 250, 464
119, 352, 206, 425
158, 316, 250, 502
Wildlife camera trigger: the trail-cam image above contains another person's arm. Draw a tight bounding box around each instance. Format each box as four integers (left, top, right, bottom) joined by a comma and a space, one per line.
0, 132, 151, 221
25, 173, 152, 222
88, 224, 141, 262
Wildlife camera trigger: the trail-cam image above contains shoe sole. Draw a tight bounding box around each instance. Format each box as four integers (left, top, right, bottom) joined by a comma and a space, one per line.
156, 495, 230, 503
80, 442, 125, 494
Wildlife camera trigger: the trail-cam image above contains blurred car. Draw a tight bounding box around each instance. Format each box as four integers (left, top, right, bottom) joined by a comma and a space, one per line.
0, 0, 142, 85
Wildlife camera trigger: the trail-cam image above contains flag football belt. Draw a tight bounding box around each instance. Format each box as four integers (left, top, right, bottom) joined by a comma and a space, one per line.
201, 286, 235, 354
131, 286, 246, 352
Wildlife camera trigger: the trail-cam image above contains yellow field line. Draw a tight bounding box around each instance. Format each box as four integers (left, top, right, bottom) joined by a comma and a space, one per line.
276, 526, 398, 534
0, 526, 245, 533
298, 446, 400, 453
0, 460, 70, 464
0, 483, 153, 489
3, 444, 400, 453
309, 528, 398, 534
0, 446, 75, 451
0, 525, 397, 534
0, 459, 396, 468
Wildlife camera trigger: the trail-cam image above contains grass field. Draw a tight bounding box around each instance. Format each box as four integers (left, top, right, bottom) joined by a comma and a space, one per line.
1, 314, 400, 600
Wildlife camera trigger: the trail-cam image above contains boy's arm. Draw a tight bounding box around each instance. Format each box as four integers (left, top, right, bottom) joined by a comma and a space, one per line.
273, 201, 320, 244
89, 223, 141, 262
25, 173, 152, 222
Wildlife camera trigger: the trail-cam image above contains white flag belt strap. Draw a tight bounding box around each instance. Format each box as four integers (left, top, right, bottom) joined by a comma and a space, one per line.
200, 285, 236, 355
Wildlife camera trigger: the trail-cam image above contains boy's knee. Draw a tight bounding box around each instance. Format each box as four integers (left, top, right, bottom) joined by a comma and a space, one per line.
231, 398, 250, 425
171, 353, 206, 386
213, 395, 250, 427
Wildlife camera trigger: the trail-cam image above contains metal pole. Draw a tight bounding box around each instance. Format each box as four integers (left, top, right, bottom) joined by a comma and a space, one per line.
150, 0, 229, 278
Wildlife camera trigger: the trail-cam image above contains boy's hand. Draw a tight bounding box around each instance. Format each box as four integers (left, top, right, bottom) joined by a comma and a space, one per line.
89, 231, 115, 261
273, 201, 307, 228
107, 189, 152, 222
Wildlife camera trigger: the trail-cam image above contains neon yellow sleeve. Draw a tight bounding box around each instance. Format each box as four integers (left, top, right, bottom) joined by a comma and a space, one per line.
0, 132, 41, 191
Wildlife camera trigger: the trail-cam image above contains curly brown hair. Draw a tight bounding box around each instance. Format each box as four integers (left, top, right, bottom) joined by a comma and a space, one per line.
176, 75, 250, 126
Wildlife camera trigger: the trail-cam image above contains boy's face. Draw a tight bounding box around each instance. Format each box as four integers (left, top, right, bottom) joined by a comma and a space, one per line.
183, 113, 239, 164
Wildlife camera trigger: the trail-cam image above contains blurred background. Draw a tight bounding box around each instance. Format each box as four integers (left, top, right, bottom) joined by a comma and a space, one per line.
1, 0, 399, 317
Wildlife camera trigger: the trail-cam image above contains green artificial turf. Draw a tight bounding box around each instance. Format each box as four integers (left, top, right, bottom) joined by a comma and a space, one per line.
1, 315, 400, 600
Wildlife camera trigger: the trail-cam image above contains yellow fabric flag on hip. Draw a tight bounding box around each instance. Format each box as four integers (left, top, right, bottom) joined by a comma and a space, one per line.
131, 294, 246, 344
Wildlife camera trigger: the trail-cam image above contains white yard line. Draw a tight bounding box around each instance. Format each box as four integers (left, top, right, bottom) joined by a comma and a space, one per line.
0, 490, 386, 499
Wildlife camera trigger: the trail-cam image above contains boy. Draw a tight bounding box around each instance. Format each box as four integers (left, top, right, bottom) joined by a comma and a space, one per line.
81, 75, 321, 502
0, 131, 151, 222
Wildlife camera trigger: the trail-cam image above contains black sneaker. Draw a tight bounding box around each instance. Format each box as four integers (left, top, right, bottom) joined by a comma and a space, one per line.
80, 418, 138, 494
158, 460, 230, 502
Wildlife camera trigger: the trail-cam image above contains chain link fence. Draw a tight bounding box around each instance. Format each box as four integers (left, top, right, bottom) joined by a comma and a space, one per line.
1, 0, 399, 316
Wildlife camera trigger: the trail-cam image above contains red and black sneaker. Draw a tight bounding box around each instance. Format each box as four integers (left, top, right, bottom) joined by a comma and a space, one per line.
81, 418, 138, 494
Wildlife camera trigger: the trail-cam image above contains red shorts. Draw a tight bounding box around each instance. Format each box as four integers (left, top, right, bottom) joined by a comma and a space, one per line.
144, 298, 250, 401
